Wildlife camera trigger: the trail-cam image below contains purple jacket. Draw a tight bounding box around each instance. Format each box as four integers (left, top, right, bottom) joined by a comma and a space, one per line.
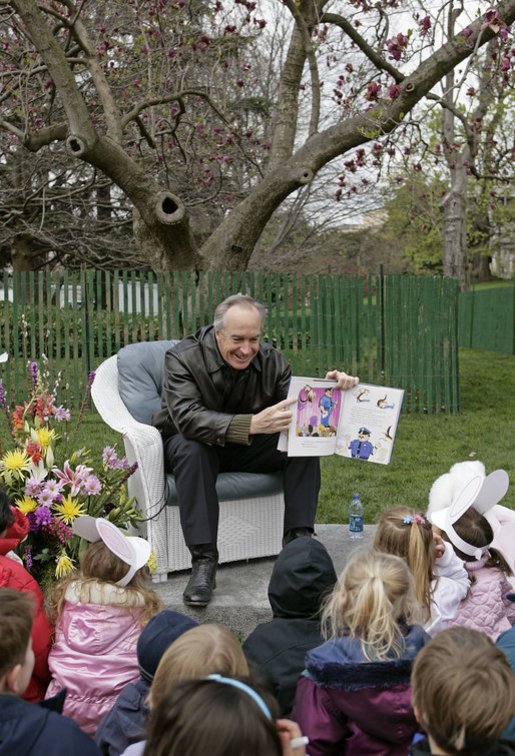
291, 625, 430, 756
45, 580, 145, 735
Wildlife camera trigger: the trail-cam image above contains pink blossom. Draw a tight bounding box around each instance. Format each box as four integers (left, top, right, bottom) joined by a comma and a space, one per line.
418, 16, 431, 36
37, 490, 54, 508
25, 478, 42, 496
364, 82, 381, 101
388, 84, 402, 99
53, 405, 71, 422
84, 475, 102, 495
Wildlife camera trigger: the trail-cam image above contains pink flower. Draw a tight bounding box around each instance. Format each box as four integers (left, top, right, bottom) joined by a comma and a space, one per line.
83, 475, 102, 495
54, 461, 93, 495
418, 16, 431, 36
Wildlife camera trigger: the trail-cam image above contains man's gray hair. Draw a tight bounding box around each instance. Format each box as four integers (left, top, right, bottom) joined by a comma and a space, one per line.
213, 294, 266, 332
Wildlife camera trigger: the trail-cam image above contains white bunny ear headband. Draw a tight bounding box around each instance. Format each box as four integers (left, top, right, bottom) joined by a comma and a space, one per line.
430, 470, 509, 560
72, 516, 151, 586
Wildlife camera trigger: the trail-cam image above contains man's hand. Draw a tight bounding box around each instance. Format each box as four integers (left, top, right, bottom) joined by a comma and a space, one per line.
325, 369, 359, 390
250, 396, 298, 435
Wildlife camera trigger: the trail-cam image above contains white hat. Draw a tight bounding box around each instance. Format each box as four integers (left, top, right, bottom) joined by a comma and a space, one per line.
427, 461, 509, 518
73, 516, 151, 587
429, 467, 509, 560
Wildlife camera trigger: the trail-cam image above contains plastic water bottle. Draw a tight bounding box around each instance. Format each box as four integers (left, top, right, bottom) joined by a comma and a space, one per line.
349, 493, 364, 539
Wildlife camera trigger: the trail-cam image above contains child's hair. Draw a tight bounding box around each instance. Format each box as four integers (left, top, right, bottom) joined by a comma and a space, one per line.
0, 587, 35, 680
444, 508, 513, 577
374, 507, 435, 622
320, 549, 422, 661
149, 623, 249, 709
411, 626, 515, 756
0, 486, 15, 533
48, 540, 161, 626
144, 676, 281, 756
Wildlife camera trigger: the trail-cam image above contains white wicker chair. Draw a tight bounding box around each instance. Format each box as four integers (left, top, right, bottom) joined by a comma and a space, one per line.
91, 341, 285, 582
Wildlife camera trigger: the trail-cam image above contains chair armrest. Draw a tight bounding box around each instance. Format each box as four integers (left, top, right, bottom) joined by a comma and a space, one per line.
123, 424, 166, 520
92, 356, 166, 519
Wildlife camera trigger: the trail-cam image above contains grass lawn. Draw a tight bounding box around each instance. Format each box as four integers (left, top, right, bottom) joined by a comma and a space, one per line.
4, 346, 512, 526
318, 347, 515, 523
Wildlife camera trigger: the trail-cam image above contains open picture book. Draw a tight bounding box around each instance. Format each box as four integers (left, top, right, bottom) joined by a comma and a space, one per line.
278, 377, 404, 465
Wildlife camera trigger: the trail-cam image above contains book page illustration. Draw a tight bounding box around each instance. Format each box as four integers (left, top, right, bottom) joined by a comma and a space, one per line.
281, 377, 404, 464
334, 383, 404, 465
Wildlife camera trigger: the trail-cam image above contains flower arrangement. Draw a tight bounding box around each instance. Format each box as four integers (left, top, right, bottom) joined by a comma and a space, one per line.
0, 361, 141, 585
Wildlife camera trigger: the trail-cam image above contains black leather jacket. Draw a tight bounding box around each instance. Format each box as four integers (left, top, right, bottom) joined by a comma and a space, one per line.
152, 325, 292, 446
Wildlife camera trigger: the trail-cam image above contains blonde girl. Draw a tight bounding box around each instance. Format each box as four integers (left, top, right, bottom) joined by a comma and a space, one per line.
45, 517, 161, 736
374, 507, 470, 636
121, 623, 250, 756
291, 549, 429, 756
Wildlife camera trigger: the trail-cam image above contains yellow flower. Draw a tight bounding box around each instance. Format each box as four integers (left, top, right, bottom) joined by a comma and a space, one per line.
146, 550, 158, 574
55, 552, 76, 579
15, 495, 38, 515
53, 495, 86, 524
0, 449, 31, 474
35, 427, 56, 452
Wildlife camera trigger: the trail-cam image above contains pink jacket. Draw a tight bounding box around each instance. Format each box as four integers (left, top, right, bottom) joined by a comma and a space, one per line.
45, 579, 145, 736
449, 554, 515, 642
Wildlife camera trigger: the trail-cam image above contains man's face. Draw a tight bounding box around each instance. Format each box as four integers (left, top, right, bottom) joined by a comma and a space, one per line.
358, 431, 370, 441
215, 304, 261, 370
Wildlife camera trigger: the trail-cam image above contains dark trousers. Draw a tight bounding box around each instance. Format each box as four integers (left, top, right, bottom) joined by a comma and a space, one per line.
164, 433, 321, 546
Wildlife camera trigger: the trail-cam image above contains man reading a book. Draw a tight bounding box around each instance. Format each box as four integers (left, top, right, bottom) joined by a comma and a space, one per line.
153, 294, 358, 607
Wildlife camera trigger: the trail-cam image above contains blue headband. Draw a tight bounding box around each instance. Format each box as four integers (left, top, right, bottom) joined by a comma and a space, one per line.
205, 675, 272, 720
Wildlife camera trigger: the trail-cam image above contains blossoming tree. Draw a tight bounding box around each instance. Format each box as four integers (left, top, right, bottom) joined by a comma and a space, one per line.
0, 0, 514, 273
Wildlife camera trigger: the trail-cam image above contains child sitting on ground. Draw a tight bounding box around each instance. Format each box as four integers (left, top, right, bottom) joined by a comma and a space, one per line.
0, 587, 100, 755
410, 626, 515, 755
95, 609, 198, 755
431, 503, 515, 641
374, 507, 470, 636
428, 461, 515, 585
243, 535, 337, 716
45, 516, 161, 735
121, 623, 250, 756
291, 549, 430, 755
143, 676, 307, 756
0, 485, 52, 702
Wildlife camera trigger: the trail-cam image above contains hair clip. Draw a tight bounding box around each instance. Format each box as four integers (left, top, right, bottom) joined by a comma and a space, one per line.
403, 514, 426, 525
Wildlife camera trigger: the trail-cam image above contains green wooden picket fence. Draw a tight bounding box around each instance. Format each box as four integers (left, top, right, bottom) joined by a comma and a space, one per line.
0, 270, 460, 414
458, 284, 515, 354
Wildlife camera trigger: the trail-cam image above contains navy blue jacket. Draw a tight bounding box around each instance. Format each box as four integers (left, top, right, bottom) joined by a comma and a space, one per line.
94, 680, 149, 756
0, 694, 100, 755
243, 536, 337, 715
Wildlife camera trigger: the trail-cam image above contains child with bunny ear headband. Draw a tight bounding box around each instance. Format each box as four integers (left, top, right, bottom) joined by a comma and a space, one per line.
45, 517, 161, 736
428, 461, 515, 587
429, 476, 515, 642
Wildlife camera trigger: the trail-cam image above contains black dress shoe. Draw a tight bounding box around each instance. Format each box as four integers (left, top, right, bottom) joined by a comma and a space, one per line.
183, 544, 218, 607
282, 527, 314, 547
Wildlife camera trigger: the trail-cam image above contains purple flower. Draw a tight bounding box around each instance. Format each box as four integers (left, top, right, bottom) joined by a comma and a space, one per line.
25, 478, 42, 496
35, 506, 52, 528
37, 490, 54, 508
27, 511, 38, 532
103, 446, 118, 467
30, 362, 39, 390
24, 545, 32, 569
42, 480, 64, 499
84, 475, 102, 495
53, 405, 71, 422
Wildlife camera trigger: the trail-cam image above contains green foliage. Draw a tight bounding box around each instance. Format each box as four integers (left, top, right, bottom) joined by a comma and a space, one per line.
382, 176, 445, 273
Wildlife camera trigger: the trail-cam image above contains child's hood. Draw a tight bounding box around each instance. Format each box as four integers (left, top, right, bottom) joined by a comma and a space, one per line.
268, 537, 337, 619
304, 624, 430, 690
0, 508, 29, 555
